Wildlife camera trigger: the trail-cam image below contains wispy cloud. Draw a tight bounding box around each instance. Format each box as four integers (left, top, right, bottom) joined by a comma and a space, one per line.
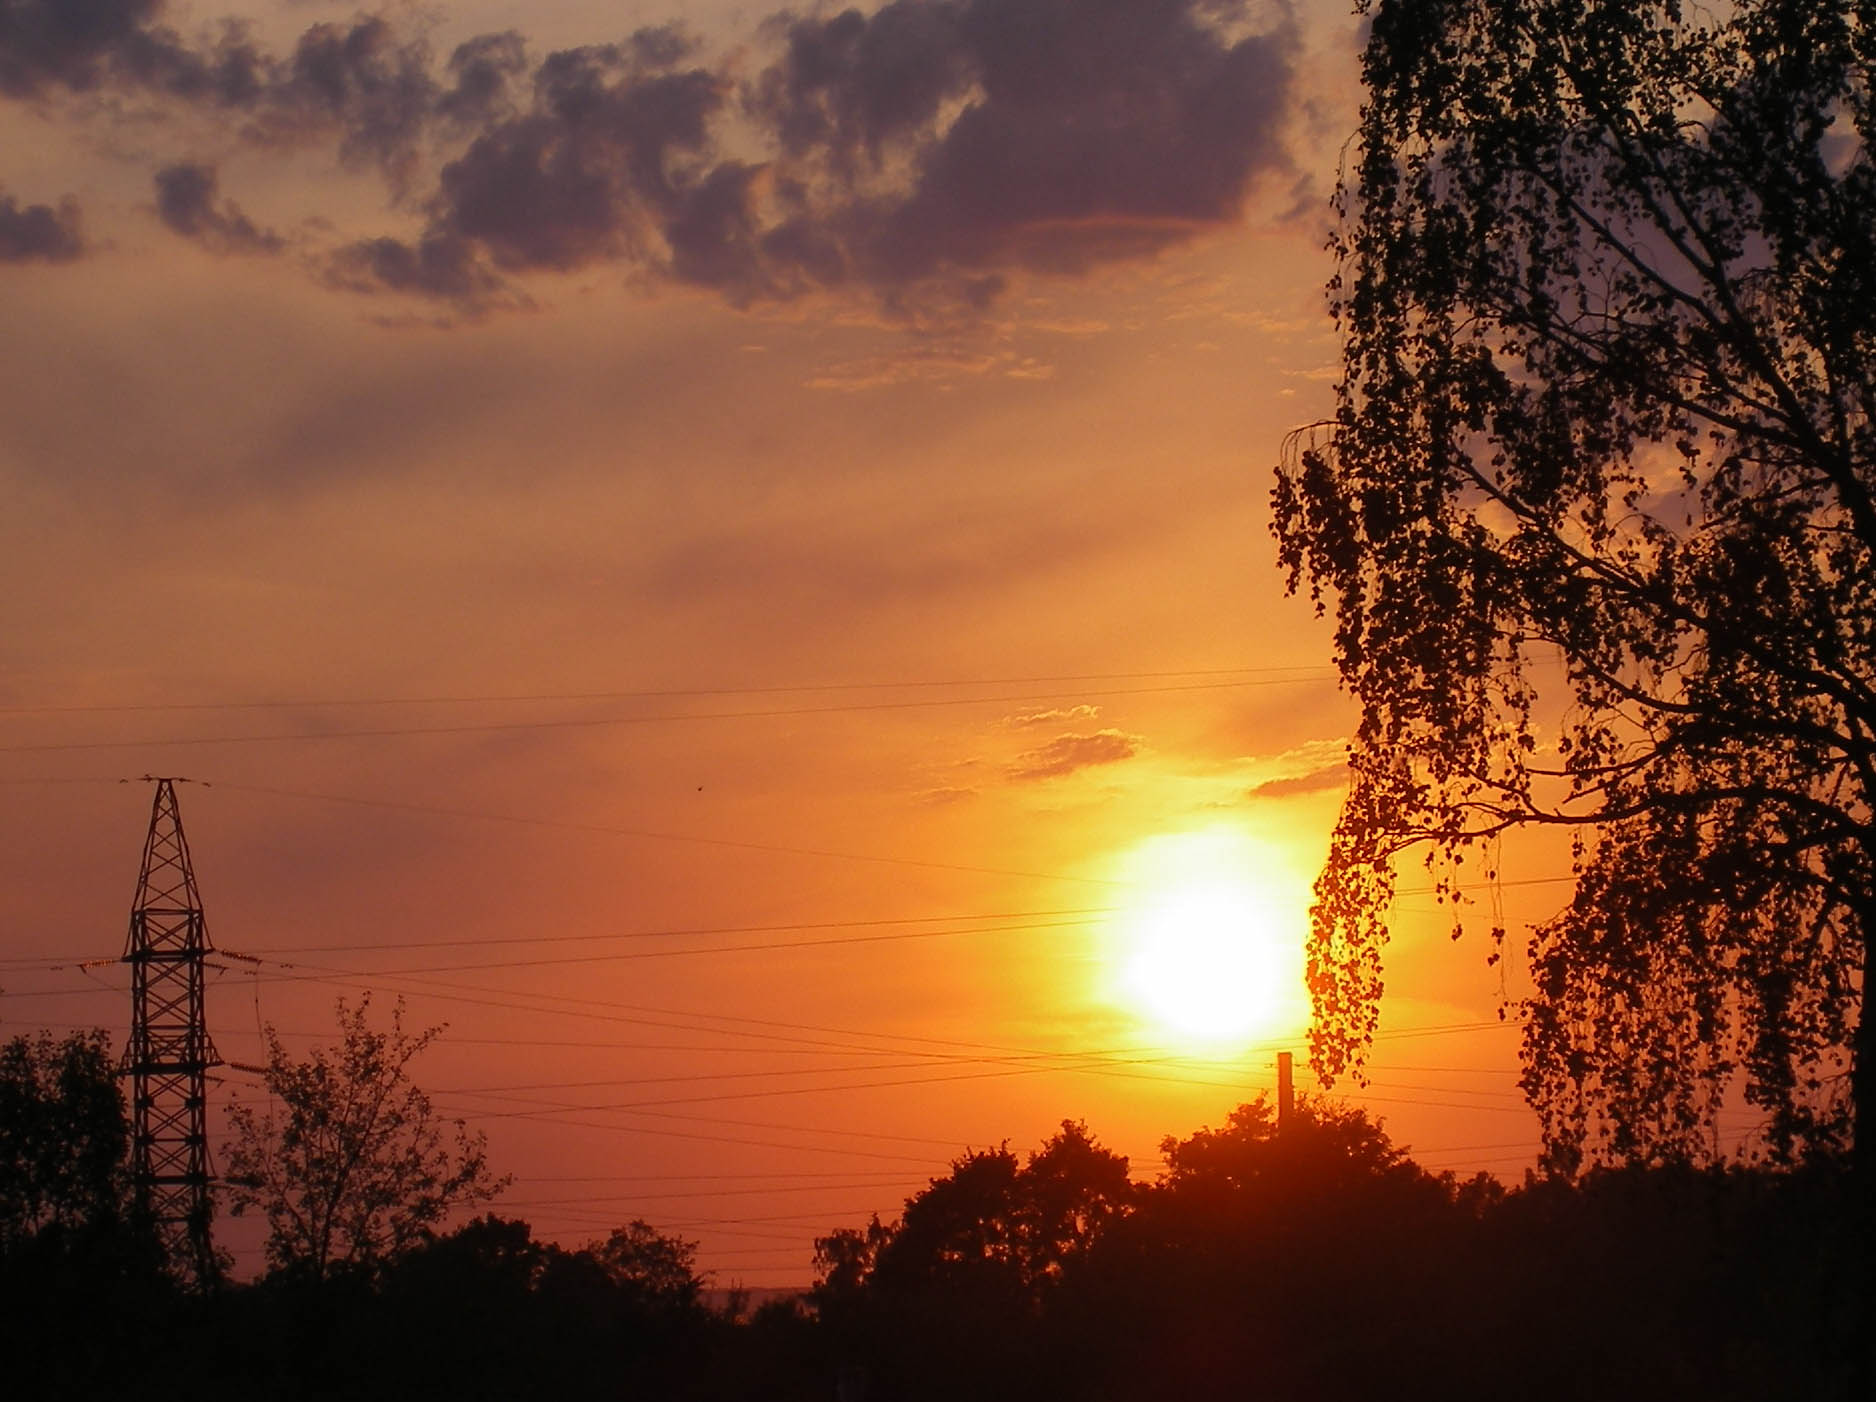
1007, 728, 1142, 781
1003, 704, 1099, 728
805, 343, 1054, 391
1247, 764, 1346, 798
914, 784, 980, 806
1245, 737, 1347, 798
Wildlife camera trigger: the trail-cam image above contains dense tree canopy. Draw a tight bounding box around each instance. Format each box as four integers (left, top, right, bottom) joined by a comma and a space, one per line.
585, 1218, 705, 1313
0, 1071, 1851, 1401
815, 1119, 1132, 1310
1158, 1093, 1444, 1207
1275, 0, 1876, 1172
0, 1028, 133, 1251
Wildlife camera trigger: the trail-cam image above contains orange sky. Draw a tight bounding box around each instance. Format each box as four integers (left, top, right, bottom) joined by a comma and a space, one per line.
0, 0, 1609, 1286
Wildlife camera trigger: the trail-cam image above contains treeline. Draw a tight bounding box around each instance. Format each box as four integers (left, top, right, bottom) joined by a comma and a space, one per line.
1, 1027, 1860, 1400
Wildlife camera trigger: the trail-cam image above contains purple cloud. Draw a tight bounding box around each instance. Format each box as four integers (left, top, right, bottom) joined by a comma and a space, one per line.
0, 190, 82, 261
2, 1, 1306, 317
153, 162, 282, 254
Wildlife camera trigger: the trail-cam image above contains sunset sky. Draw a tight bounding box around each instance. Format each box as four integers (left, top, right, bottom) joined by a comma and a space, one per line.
0, 0, 1606, 1285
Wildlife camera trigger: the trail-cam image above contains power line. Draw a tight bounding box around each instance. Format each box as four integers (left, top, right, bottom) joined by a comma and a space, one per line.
0, 865, 1579, 973
499, 1180, 930, 1206
1355, 1093, 1533, 1116
424, 1108, 943, 1164
207, 1022, 1048, 1060
476, 1103, 975, 1152
223, 906, 1123, 956
234, 916, 1103, 979
452, 1054, 1258, 1121
439, 1053, 1257, 1117
205, 782, 1131, 887
0, 665, 1333, 718
22, 959, 1157, 1069
1365, 1079, 1530, 1103
435, 1053, 1140, 1096
8, 946, 1527, 1070
221, 951, 1189, 1061
521, 1171, 925, 1184
0, 678, 1327, 754
223, 1063, 964, 1162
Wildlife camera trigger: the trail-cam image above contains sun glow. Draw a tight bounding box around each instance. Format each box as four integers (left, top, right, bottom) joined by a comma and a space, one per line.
1107, 829, 1308, 1051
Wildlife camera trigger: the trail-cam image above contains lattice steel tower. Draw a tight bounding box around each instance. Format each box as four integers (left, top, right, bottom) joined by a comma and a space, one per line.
122, 777, 220, 1283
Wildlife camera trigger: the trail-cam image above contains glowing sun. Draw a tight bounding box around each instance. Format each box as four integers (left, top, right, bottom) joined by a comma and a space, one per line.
1106, 829, 1307, 1050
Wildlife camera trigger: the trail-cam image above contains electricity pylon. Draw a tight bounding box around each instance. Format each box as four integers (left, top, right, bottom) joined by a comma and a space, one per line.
122, 776, 220, 1285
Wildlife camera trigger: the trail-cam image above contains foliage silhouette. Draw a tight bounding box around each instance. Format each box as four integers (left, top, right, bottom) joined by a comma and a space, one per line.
588, 1217, 704, 1301
0, 1028, 133, 1251
223, 995, 507, 1282
1074, 1096, 1474, 1401
812, 1120, 1133, 1402
0, 1049, 1854, 1401
1274, 0, 1876, 1178
0, 1028, 176, 1399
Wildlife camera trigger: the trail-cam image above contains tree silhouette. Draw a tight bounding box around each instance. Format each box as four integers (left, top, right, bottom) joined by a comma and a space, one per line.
224, 995, 507, 1281
0, 1027, 174, 1400
836, 1121, 1133, 1305
1159, 1094, 1432, 1203
0, 1028, 132, 1251
1274, 0, 1876, 1178
1082, 1096, 1471, 1400
585, 1218, 704, 1312
811, 1122, 1133, 1402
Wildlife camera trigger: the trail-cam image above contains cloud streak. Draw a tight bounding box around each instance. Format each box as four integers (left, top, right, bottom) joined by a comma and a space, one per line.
1007, 728, 1142, 781
1245, 737, 1347, 798
1247, 763, 1346, 798
1004, 705, 1099, 728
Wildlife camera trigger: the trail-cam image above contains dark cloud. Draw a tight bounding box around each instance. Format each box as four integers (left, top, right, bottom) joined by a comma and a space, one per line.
0, 0, 163, 96
0, 0, 266, 106
113, 17, 267, 107
664, 160, 774, 299
750, 0, 973, 166
0, 191, 83, 261
662, 0, 1302, 308
1006, 728, 1142, 781
153, 162, 282, 254
436, 31, 528, 131
265, 18, 436, 184
331, 34, 769, 308
2, 1, 1305, 317
323, 231, 522, 318
0, 4, 430, 180
431, 55, 723, 272
750, 0, 1302, 292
